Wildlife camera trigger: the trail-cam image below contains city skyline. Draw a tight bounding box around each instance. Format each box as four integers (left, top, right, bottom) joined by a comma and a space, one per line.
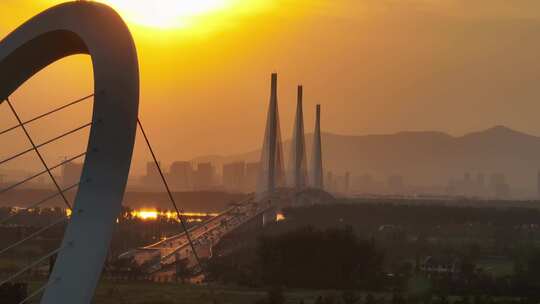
3, 125, 538, 201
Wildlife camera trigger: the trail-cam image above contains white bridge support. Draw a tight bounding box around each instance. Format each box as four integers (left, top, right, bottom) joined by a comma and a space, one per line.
0, 2, 139, 303
289, 85, 308, 190
311, 105, 324, 189
257, 73, 285, 196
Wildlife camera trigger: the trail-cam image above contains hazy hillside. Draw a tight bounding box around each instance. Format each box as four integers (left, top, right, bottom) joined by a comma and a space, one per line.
193, 126, 540, 190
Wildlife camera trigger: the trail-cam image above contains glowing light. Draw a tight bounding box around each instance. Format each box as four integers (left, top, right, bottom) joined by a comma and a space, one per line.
130, 209, 218, 221
96, 0, 233, 29
276, 213, 285, 221
132, 209, 159, 220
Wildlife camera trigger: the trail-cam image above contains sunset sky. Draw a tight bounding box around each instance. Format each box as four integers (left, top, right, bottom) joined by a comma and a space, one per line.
2, 0, 540, 174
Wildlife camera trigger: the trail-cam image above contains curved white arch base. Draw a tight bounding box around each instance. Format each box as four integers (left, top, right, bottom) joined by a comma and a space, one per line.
0, 2, 139, 303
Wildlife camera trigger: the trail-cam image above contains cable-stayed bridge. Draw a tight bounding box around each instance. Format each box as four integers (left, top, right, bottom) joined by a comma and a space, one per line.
122, 194, 267, 279
120, 73, 328, 281
0, 2, 327, 303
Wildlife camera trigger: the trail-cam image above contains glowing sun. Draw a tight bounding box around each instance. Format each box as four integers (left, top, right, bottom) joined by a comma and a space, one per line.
97, 0, 233, 29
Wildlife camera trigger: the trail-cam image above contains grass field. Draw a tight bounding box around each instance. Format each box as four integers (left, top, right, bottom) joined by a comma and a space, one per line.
22, 280, 334, 304
477, 258, 514, 278
19, 279, 526, 304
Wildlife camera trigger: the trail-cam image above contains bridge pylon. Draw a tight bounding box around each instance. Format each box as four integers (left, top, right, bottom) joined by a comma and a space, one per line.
257, 73, 285, 197
288, 85, 308, 190
311, 105, 324, 189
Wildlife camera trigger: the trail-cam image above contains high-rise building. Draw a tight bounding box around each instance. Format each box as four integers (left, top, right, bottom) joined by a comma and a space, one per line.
223, 162, 246, 192
344, 172, 351, 194
447, 171, 491, 197
333, 172, 351, 194
194, 162, 215, 190
142, 161, 162, 189
62, 161, 83, 187
489, 173, 510, 199
537, 170, 540, 199
245, 162, 260, 193
477, 173, 485, 188
326, 171, 334, 192
169, 161, 193, 191
352, 174, 374, 193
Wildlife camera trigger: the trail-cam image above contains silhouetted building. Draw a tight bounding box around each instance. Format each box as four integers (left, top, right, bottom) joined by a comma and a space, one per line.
326, 171, 334, 192
62, 161, 83, 187
537, 170, 540, 199
477, 173, 485, 189
489, 173, 510, 199
169, 161, 192, 191
447, 171, 488, 197
142, 161, 162, 188
333, 172, 352, 194
223, 162, 246, 192
245, 162, 260, 193
194, 162, 215, 190
351, 174, 385, 194
344, 172, 350, 193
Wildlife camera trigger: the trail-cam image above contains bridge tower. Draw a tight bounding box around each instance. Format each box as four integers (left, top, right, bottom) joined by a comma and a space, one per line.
289, 85, 308, 190
311, 105, 324, 189
257, 73, 285, 196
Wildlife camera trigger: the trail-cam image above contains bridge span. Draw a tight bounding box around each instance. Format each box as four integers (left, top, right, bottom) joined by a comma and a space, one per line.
119, 192, 276, 278
119, 73, 329, 281
118, 187, 334, 283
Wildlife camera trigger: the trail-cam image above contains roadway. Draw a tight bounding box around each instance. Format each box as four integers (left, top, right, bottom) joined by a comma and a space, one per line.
120, 193, 275, 276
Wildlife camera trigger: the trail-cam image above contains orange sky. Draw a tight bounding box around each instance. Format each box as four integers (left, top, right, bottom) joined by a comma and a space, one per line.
3, 0, 540, 175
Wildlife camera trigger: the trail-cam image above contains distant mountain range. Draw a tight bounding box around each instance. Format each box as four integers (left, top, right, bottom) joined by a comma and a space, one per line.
192, 126, 540, 191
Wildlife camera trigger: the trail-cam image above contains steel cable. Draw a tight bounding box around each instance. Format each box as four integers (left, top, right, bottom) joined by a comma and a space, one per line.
0, 181, 84, 225
0, 217, 68, 257
6, 98, 72, 210
0, 122, 92, 167
0, 93, 94, 137
0, 248, 61, 287
0, 152, 86, 195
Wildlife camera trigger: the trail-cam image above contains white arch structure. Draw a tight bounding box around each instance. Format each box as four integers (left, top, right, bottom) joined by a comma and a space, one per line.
0, 2, 139, 303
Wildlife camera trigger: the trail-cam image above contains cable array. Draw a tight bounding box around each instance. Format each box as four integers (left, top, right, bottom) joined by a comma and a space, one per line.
1, 93, 225, 303
0, 94, 94, 303
137, 118, 205, 273
137, 117, 219, 303
0, 152, 86, 196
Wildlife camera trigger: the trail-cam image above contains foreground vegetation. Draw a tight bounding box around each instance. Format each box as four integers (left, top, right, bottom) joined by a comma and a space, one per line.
20, 280, 536, 304
6, 200, 540, 303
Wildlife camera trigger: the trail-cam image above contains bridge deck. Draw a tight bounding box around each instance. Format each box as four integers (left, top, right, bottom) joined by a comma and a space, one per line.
121, 193, 275, 274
